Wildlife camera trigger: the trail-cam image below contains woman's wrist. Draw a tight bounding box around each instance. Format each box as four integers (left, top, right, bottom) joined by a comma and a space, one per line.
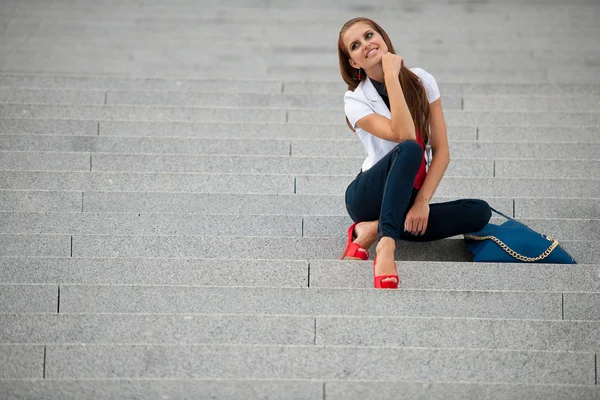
414, 195, 431, 205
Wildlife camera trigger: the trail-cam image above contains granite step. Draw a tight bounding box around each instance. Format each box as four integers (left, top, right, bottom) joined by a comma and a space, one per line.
0, 258, 598, 292
2, 313, 600, 352
0, 380, 598, 400
0, 104, 287, 122
1, 284, 567, 319
26, 344, 600, 384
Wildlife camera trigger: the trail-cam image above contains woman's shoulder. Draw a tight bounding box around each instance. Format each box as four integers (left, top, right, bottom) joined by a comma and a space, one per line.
409, 67, 436, 84
344, 80, 367, 101
409, 67, 440, 103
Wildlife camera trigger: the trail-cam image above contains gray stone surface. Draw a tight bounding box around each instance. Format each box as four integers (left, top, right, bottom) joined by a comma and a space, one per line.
0, 190, 82, 212
0, 345, 44, 379
563, 293, 600, 320
309, 261, 600, 291
0, 135, 95, 152
0, 258, 308, 286
496, 160, 600, 178
0, 380, 323, 400
44, 344, 592, 384
0, 151, 90, 171
83, 192, 345, 214
0, 314, 314, 345
99, 120, 353, 139
0, 135, 292, 155
463, 96, 600, 112
4, 380, 596, 400
0, 88, 105, 105
0, 75, 282, 93
59, 285, 561, 319
0, 104, 286, 122
441, 83, 600, 96
91, 153, 492, 176
549, 67, 600, 84
304, 215, 599, 241
325, 381, 600, 400
0, 284, 58, 312
477, 126, 600, 143
0, 234, 70, 257
0, 118, 97, 135
296, 176, 600, 198
93, 153, 366, 174
557, 241, 599, 265
316, 316, 600, 351
515, 198, 600, 218
108, 92, 337, 108
0, 212, 302, 236
0, 171, 293, 193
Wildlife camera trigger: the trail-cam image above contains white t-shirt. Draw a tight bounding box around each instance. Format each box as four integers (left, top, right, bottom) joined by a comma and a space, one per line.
344, 67, 441, 172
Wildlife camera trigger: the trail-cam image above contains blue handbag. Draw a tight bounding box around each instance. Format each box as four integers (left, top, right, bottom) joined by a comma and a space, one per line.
463, 208, 576, 264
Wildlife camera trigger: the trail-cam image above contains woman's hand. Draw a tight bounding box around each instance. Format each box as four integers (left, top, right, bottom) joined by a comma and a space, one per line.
382, 52, 403, 77
404, 200, 430, 236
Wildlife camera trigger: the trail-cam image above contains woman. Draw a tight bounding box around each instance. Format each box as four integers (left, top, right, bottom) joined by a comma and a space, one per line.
338, 17, 492, 289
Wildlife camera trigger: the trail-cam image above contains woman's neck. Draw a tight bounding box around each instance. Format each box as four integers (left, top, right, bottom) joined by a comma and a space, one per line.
365, 63, 385, 83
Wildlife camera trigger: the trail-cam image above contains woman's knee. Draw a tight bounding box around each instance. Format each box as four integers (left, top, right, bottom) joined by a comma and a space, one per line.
469, 199, 492, 230
392, 140, 422, 164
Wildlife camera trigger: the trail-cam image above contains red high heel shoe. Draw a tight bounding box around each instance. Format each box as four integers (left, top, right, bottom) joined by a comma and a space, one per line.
373, 257, 399, 289
340, 222, 370, 260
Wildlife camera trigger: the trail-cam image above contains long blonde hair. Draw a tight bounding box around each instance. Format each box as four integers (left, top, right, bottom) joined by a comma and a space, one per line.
338, 17, 430, 143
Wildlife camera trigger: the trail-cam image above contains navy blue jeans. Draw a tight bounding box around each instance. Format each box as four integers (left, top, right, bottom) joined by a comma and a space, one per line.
345, 141, 491, 241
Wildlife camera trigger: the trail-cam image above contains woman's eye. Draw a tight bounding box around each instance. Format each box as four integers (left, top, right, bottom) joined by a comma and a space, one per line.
366, 32, 373, 39
351, 43, 358, 50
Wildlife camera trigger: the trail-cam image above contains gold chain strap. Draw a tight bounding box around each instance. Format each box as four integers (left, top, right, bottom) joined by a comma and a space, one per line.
464, 234, 559, 262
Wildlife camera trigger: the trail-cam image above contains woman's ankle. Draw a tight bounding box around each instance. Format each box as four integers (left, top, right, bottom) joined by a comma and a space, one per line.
354, 221, 378, 248
376, 236, 396, 255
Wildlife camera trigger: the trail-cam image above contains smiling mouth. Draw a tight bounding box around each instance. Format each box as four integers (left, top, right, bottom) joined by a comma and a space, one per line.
366, 48, 378, 58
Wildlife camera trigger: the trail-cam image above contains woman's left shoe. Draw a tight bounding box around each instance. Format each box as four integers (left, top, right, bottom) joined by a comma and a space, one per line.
340, 222, 370, 260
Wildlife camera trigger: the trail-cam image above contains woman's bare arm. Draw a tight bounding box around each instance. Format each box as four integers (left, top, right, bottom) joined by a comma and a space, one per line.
415, 97, 450, 204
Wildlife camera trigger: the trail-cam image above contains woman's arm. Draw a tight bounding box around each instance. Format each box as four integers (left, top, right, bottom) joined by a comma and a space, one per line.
355, 54, 416, 142
404, 97, 450, 235
415, 97, 450, 204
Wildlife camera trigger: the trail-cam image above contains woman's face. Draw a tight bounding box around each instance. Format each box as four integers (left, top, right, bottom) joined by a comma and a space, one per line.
342, 22, 389, 71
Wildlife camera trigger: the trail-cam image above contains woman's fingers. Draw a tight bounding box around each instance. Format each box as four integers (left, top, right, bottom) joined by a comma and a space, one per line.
420, 219, 428, 235
415, 219, 424, 235
404, 218, 413, 234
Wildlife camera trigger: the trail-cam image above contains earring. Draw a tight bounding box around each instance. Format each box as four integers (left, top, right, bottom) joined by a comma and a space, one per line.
357, 68, 361, 80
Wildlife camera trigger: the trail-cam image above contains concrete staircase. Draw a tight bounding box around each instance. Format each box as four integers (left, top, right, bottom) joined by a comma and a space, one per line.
1, 0, 599, 398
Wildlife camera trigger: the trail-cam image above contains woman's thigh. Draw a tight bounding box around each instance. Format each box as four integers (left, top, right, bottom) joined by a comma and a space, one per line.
344, 147, 417, 222
345, 166, 387, 223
